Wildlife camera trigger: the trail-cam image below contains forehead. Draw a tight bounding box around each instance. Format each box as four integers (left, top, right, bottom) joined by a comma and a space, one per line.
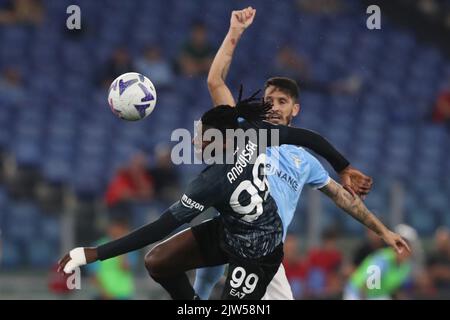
264, 86, 291, 100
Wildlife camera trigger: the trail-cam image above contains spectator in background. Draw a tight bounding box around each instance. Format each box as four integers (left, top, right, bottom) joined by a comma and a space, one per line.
283, 234, 308, 299
431, 83, 450, 129
273, 45, 311, 82
88, 217, 137, 299
135, 45, 174, 89
296, 0, 344, 15
177, 22, 214, 77
352, 229, 385, 267
273, 45, 362, 96
0, 229, 2, 265
0, 0, 44, 26
427, 227, 450, 298
341, 228, 386, 283
0, 67, 25, 105
344, 224, 415, 300
417, 0, 439, 16
306, 227, 343, 299
148, 144, 180, 204
344, 247, 412, 300
446, 6, 450, 30
105, 151, 155, 215
101, 47, 133, 87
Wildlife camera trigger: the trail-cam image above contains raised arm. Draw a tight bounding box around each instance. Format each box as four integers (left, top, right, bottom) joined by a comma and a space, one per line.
207, 7, 256, 106
319, 179, 410, 254
209, 8, 373, 197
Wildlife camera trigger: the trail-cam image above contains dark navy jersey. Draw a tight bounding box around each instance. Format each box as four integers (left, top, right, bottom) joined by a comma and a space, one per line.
169, 119, 349, 259
96, 120, 349, 262
170, 156, 282, 259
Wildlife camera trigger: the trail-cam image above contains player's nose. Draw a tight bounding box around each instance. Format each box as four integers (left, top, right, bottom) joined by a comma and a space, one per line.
271, 102, 280, 111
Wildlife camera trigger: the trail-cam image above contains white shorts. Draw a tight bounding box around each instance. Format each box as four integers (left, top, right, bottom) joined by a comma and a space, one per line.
262, 263, 294, 300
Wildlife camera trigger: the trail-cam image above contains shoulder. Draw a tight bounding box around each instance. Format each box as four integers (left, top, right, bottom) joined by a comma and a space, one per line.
280, 146, 321, 165
300, 149, 327, 170
194, 165, 226, 187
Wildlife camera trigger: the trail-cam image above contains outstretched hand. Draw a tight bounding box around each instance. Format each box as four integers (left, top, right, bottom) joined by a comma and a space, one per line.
57, 247, 98, 274
381, 230, 411, 255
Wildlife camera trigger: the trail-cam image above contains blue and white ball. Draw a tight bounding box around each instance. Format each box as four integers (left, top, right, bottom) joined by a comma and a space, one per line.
108, 72, 157, 121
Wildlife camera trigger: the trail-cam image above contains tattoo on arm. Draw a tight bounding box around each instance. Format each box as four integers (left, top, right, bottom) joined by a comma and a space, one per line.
320, 179, 387, 236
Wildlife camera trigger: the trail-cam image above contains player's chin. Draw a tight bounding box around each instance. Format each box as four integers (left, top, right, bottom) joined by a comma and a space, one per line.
267, 117, 284, 125
269, 113, 292, 125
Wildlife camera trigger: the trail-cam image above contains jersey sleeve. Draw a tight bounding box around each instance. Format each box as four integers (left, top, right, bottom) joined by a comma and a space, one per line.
169, 168, 220, 223
255, 121, 350, 173
303, 151, 331, 189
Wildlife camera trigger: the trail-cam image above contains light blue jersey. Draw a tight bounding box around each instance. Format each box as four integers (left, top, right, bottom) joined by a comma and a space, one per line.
194, 144, 330, 299
266, 145, 330, 239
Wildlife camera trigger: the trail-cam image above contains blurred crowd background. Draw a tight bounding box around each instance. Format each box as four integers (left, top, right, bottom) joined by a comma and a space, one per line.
0, 0, 450, 299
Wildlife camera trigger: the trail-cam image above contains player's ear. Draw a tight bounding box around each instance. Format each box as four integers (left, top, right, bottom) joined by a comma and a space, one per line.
292, 103, 300, 117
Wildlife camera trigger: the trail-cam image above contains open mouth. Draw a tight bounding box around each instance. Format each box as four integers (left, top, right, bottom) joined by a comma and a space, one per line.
268, 114, 282, 121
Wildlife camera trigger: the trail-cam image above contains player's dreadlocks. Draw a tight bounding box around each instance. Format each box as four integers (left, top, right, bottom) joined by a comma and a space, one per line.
201, 86, 272, 134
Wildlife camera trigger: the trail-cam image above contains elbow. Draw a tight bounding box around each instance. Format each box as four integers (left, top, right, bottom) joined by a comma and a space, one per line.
145, 245, 166, 278
207, 76, 224, 91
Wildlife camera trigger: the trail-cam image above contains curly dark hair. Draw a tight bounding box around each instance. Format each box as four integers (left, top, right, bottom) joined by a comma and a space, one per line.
200, 87, 272, 134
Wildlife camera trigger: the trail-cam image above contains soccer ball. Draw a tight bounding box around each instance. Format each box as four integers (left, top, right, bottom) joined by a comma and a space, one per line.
107, 72, 157, 121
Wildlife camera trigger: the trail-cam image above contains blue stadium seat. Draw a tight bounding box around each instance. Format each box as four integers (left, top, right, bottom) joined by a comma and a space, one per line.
42, 159, 72, 183
0, 239, 24, 268
26, 239, 59, 268
13, 142, 43, 167
4, 202, 39, 242
0, 187, 8, 225
405, 206, 437, 236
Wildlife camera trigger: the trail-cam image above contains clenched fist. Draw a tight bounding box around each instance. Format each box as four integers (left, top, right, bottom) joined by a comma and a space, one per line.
230, 6, 256, 32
